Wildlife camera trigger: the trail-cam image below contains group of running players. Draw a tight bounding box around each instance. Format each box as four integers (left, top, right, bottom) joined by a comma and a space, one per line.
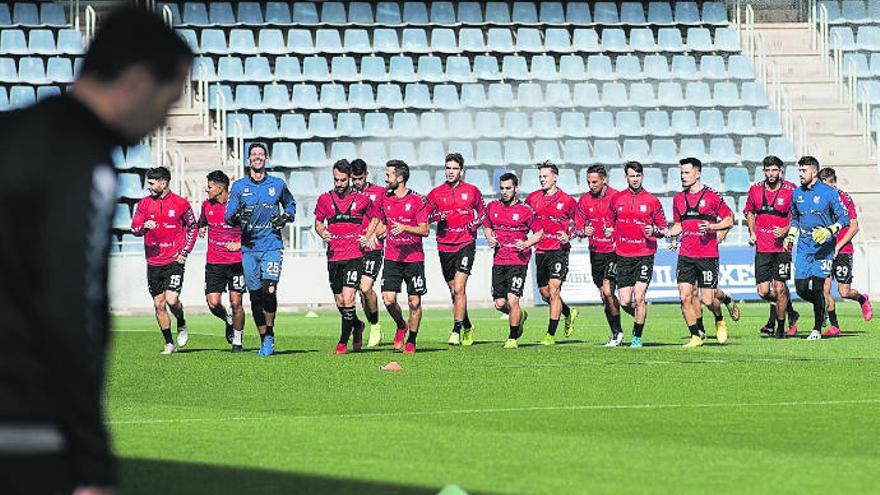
131, 143, 872, 355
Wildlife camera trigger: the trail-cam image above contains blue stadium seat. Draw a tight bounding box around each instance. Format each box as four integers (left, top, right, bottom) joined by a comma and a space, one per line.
515, 28, 543, 53
869, 1, 880, 22
474, 55, 501, 80
545, 28, 572, 53
336, 113, 364, 138
18, 57, 47, 85
755, 109, 783, 135
252, 114, 281, 139
360, 114, 389, 139
348, 83, 376, 110
502, 55, 529, 80
0, 5, 10, 25
58, 29, 85, 55
118, 174, 145, 200
287, 29, 315, 55
687, 28, 714, 52
307, 113, 336, 138
593, 140, 621, 165
488, 83, 516, 108
430, 28, 458, 54
566, 2, 593, 25
341, 29, 370, 54
728, 110, 755, 135
404, 83, 432, 109
644, 55, 671, 80
601, 29, 629, 52
182, 3, 209, 26
40, 3, 66, 26
347, 2, 374, 24
329, 56, 358, 82
320, 84, 348, 110
488, 28, 515, 53
675, 2, 701, 25
504, 111, 531, 139
728, 55, 756, 80
263, 85, 291, 110
200, 29, 227, 55
244, 56, 272, 82
467, 169, 495, 194
279, 115, 308, 139
844, 52, 870, 78
234, 84, 261, 110
672, 110, 701, 136
573, 29, 600, 52
616, 55, 643, 80
560, 112, 587, 137
532, 112, 559, 139
126, 144, 153, 169
842, 1, 868, 23
175, 29, 199, 53
426, 2, 454, 25
377, 2, 402, 24
658, 82, 686, 108
403, 2, 429, 24
459, 2, 484, 24
208, 84, 233, 110
725, 168, 751, 193
417, 55, 444, 82
505, 140, 533, 166
447, 112, 476, 139
275, 57, 301, 82
389, 56, 417, 82
461, 83, 492, 108
701, 166, 724, 191
648, 2, 674, 25
418, 141, 445, 166
589, 111, 617, 138
594, 2, 620, 25
360, 56, 388, 82
376, 84, 405, 109
587, 55, 614, 80
559, 55, 586, 80
458, 84, 485, 109
740, 82, 768, 107
534, 140, 561, 162
299, 142, 328, 168
12, 3, 38, 26
644, 110, 672, 136
120, 233, 144, 253
359, 141, 387, 165
315, 29, 344, 54
630, 28, 656, 52
699, 110, 725, 135
769, 137, 796, 162
530, 55, 559, 81
651, 139, 679, 165
564, 140, 590, 166
265, 2, 292, 24
291, 84, 320, 110
714, 82, 741, 108
460, 28, 486, 52
540, 2, 566, 24
643, 167, 666, 193
714, 28, 740, 52
685, 82, 713, 108
740, 137, 767, 163
700, 55, 728, 80
447, 140, 475, 164
238, 2, 264, 24
513, 2, 539, 24
46, 58, 73, 84
665, 168, 680, 192
857, 26, 880, 50
402, 28, 430, 53
709, 138, 737, 165
679, 138, 706, 161
209, 2, 235, 26
623, 139, 650, 163
444, 56, 472, 83
702, 2, 729, 25
408, 170, 432, 194
289, 171, 316, 196
558, 168, 581, 193
620, 2, 647, 24
517, 83, 544, 108
616, 111, 642, 137
110, 147, 128, 170
476, 112, 504, 138
319, 2, 346, 25
630, 82, 657, 108
35, 85, 60, 102
486, 2, 512, 24
608, 168, 627, 190
658, 28, 686, 52
292, 2, 319, 24
27, 30, 56, 55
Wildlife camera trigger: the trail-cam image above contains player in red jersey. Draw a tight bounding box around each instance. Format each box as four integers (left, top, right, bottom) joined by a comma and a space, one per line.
315, 160, 374, 354
350, 158, 386, 347
426, 153, 485, 346
574, 165, 623, 346
483, 172, 544, 349
818, 168, 873, 336
130, 166, 197, 354
662, 158, 734, 347
526, 161, 579, 346
198, 170, 245, 352
379, 160, 430, 354
605, 161, 667, 347
743, 155, 800, 337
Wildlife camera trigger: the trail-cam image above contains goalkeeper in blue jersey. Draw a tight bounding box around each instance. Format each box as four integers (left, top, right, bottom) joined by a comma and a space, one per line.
783, 156, 850, 340
226, 143, 296, 356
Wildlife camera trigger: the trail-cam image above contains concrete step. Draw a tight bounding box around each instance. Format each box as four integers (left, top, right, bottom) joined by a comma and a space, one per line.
785, 82, 848, 108
166, 113, 209, 137
796, 108, 862, 135
807, 137, 874, 167
754, 24, 817, 55
768, 54, 832, 82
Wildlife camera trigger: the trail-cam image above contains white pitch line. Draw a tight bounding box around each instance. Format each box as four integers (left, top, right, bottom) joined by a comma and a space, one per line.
109, 398, 880, 426
113, 329, 217, 337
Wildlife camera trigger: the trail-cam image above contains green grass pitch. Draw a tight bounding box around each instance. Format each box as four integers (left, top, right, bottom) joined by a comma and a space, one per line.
108, 302, 879, 495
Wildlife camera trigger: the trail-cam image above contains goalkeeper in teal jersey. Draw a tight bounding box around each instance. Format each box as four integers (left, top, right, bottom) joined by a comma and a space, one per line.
783, 156, 849, 340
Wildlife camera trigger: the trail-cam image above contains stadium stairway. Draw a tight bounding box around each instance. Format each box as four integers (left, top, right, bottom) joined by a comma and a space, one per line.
755, 21, 880, 239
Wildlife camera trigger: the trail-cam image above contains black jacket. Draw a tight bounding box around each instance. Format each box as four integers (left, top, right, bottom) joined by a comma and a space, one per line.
0, 94, 122, 486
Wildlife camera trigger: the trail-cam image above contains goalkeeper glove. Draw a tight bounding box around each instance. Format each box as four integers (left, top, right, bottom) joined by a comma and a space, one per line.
229, 205, 254, 226
271, 212, 294, 230
811, 223, 842, 245
783, 227, 798, 252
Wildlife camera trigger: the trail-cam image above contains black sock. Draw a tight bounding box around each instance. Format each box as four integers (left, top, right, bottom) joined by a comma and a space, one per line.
340, 307, 356, 344
260, 333, 266, 344
828, 309, 839, 327
385, 304, 407, 330
548, 319, 560, 336
611, 314, 622, 335
767, 303, 777, 327
721, 294, 732, 305
858, 294, 867, 305
452, 321, 463, 334
714, 311, 724, 322
687, 323, 700, 337
176, 317, 186, 329
406, 330, 417, 344
365, 309, 379, 325
265, 325, 274, 337
633, 322, 645, 338
604, 306, 615, 332
508, 325, 520, 339
561, 303, 571, 318
776, 318, 786, 334
696, 317, 705, 333
463, 312, 472, 330
161, 328, 173, 345
787, 300, 796, 316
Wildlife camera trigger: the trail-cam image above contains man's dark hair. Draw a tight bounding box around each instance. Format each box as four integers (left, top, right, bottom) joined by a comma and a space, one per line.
445, 153, 464, 168
818, 167, 837, 182
762, 155, 783, 169
79, 8, 193, 83
679, 157, 702, 171
350, 158, 368, 176
586, 165, 607, 178
147, 166, 171, 182
499, 172, 519, 186
386, 159, 409, 183
333, 159, 351, 175
206, 170, 229, 187
248, 142, 268, 158
624, 161, 643, 174
798, 155, 820, 170
537, 160, 558, 175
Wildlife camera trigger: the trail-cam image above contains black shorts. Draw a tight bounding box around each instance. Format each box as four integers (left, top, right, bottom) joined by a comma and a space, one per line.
328, 258, 362, 295
833, 253, 854, 284
147, 262, 185, 297
677, 256, 719, 289
361, 249, 383, 280
590, 250, 618, 288
535, 249, 570, 287
616, 255, 654, 288
439, 242, 476, 282
755, 251, 792, 283
382, 259, 428, 296
492, 264, 528, 299
205, 262, 246, 294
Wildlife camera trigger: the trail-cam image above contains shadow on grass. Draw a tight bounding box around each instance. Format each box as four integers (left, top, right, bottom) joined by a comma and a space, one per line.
120, 457, 493, 495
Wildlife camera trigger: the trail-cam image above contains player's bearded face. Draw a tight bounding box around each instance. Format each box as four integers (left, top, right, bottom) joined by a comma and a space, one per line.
799, 165, 816, 185
764, 166, 780, 185
385, 169, 400, 190
333, 171, 350, 195
147, 179, 166, 197
351, 174, 367, 190
499, 181, 516, 202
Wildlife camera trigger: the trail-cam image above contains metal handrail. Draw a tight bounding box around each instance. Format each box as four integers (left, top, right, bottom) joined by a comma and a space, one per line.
71, 0, 79, 32
796, 115, 808, 157
214, 85, 227, 157
84, 5, 96, 44
863, 86, 873, 157
848, 58, 858, 127
198, 62, 209, 135
161, 4, 173, 26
